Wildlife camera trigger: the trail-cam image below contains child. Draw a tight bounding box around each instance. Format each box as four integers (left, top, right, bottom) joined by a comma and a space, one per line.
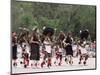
21, 45, 29, 68
23, 51, 29, 68
54, 45, 62, 66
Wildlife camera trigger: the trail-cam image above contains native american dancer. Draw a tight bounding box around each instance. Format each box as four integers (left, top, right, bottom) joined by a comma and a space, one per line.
41, 27, 54, 68
63, 33, 73, 65
12, 32, 18, 67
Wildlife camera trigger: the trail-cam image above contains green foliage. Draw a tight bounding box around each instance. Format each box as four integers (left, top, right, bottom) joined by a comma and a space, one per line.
11, 0, 96, 40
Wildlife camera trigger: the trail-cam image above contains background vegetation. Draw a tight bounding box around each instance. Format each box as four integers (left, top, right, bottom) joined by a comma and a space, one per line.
11, 0, 96, 40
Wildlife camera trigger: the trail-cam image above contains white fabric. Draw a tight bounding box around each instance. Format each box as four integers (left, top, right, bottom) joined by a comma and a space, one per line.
72, 45, 77, 51
85, 44, 90, 51
45, 45, 51, 53
79, 46, 88, 54
59, 48, 62, 52
43, 41, 51, 53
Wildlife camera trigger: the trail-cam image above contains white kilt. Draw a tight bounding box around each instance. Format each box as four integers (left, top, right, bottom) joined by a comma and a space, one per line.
59, 48, 62, 52
79, 46, 88, 54
45, 45, 51, 53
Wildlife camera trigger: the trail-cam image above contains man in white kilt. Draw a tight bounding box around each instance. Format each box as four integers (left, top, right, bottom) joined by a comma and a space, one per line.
43, 36, 52, 68
78, 44, 89, 65
41, 27, 54, 68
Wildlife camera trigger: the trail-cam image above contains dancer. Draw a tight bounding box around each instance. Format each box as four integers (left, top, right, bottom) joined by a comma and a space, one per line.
63, 33, 73, 65
41, 27, 54, 68
12, 32, 18, 67
30, 28, 40, 68
78, 44, 89, 65
54, 45, 62, 66
42, 36, 52, 68
21, 45, 29, 68
56, 31, 65, 66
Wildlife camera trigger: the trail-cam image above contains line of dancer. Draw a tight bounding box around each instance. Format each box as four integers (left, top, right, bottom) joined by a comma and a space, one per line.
12, 26, 96, 68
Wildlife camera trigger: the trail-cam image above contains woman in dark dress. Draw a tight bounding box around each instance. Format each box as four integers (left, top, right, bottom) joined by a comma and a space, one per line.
30, 30, 40, 68
63, 33, 73, 65
12, 32, 17, 66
